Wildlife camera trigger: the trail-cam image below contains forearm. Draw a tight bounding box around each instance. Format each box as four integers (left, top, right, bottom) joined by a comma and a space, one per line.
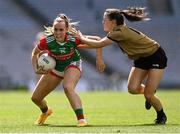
78, 35, 102, 49
96, 48, 103, 61
77, 44, 96, 49
31, 47, 40, 72
96, 48, 106, 73
80, 36, 105, 48
85, 35, 101, 41
31, 55, 38, 72
73, 30, 112, 48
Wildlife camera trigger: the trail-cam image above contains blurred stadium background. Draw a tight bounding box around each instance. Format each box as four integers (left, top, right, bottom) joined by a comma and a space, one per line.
0, 0, 180, 91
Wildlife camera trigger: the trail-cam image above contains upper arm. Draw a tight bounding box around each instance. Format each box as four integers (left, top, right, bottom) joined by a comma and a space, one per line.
107, 30, 124, 42
85, 35, 101, 41
32, 38, 45, 57
77, 44, 94, 49
32, 46, 41, 57
81, 37, 113, 48
76, 35, 101, 49
98, 37, 114, 47
37, 38, 48, 50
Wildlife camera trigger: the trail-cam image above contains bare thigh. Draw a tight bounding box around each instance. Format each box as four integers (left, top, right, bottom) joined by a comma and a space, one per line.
127, 67, 148, 90
63, 67, 81, 90
144, 69, 165, 96
63, 67, 81, 109
32, 73, 62, 101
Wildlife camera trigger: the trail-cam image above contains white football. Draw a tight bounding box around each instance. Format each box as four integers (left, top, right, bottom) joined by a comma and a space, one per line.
38, 53, 56, 71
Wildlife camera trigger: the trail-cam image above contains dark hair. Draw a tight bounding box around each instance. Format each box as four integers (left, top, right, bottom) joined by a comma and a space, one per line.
105, 7, 149, 25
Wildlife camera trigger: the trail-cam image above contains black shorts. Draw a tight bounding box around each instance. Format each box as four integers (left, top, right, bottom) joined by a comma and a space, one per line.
134, 47, 167, 70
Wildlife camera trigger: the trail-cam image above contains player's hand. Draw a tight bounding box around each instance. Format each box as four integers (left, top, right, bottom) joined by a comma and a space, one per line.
96, 59, 106, 73
35, 65, 50, 74
71, 30, 83, 40
37, 50, 48, 58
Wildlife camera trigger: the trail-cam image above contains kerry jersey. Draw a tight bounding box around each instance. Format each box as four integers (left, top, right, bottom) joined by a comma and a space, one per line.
107, 25, 160, 60
38, 33, 81, 72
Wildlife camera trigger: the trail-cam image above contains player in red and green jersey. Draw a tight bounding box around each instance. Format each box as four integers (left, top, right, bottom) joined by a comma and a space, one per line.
38, 33, 83, 76
31, 13, 105, 127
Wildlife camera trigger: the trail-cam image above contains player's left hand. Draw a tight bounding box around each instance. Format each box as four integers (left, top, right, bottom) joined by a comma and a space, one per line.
96, 59, 106, 73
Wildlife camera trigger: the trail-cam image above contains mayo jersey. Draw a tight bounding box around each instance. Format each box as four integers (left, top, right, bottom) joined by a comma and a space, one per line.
38, 33, 81, 72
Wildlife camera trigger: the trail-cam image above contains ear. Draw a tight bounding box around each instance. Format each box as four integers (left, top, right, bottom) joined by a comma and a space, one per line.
112, 20, 117, 26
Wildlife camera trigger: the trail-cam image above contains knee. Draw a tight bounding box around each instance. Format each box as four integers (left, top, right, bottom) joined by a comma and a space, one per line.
144, 93, 153, 101
127, 84, 139, 94
63, 84, 75, 95
31, 95, 41, 104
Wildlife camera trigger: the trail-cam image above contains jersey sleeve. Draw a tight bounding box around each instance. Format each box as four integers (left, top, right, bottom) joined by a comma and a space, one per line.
75, 38, 81, 46
37, 38, 48, 50
107, 29, 124, 42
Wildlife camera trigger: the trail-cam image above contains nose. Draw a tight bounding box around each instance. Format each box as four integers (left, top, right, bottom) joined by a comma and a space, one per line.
102, 20, 104, 24
55, 30, 61, 36
56, 29, 61, 33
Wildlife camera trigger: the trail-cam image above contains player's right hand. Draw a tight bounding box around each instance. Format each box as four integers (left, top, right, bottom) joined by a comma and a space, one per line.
35, 65, 50, 74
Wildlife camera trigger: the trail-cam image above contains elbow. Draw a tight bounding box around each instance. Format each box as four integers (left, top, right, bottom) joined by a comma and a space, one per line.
90, 42, 106, 48
87, 44, 103, 48
94, 45, 103, 48
96, 43, 107, 48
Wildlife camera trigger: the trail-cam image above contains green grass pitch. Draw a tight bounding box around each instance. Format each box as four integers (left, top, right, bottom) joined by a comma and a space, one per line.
0, 90, 179, 133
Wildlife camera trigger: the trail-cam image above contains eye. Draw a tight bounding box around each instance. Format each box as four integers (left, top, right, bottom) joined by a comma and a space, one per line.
54, 28, 64, 32
54, 28, 58, 31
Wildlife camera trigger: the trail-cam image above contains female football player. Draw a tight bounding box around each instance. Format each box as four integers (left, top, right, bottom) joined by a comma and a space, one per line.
72, 7, 167, 124
31, 13, 105, 127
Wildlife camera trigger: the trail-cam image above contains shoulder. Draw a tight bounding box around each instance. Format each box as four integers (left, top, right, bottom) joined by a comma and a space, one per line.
46, 35, 55, 43
107, 25, 125, 42
38, 35, 54, 50
66, 33, 80, 45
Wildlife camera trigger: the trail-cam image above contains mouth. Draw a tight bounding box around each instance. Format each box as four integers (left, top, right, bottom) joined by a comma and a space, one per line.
55, 35, 61, 39
55, 35, 64, 42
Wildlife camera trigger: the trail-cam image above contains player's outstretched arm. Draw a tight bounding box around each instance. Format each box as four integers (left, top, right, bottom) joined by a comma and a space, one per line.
73, 30, 113, 48
76, 35, 105, 73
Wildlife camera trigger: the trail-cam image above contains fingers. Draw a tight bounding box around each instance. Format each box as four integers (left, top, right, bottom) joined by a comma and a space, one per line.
35, 66, 49, 74
69, 29, 83, 40
98, 65, 106, 73
77, 30, 82, 36
69, 27, 77, 35
96, 63, 106, 73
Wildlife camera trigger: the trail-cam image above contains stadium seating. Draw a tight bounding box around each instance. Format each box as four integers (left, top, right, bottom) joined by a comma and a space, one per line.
0, 0, 180, 90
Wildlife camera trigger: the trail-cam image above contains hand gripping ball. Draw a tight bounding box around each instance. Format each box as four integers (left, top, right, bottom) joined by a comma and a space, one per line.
38, 53, 56, 71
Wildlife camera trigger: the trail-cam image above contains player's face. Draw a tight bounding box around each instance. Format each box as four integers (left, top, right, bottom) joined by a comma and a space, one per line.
53, 21, 68, 42
102, 13, 114, 33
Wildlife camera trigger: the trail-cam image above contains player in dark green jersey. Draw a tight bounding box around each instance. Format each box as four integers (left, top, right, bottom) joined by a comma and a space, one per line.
31, 13, 105, 127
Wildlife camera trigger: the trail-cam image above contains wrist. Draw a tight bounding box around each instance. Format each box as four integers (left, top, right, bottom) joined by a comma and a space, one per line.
96, 58, 103, 62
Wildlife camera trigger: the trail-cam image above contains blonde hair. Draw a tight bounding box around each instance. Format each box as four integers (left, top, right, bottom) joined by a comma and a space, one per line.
44, 13, 79, 36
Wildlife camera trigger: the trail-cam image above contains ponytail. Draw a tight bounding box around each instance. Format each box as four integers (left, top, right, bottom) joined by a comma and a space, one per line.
105, 7, 150, 25
120, 7, 150, 22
